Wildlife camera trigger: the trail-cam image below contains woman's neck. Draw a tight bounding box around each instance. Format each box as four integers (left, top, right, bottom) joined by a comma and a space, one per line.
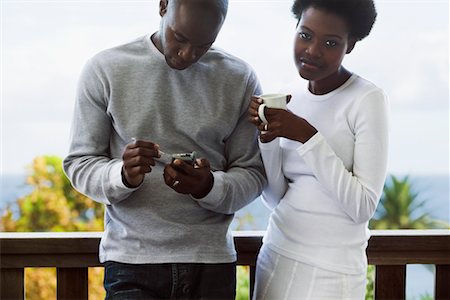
308, 67, 352, 95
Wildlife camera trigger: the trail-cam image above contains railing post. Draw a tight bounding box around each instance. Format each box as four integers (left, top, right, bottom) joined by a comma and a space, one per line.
435, 264, 450, 300
57, 267, 88, 300
375, 265, 406, 300
1, 268, 24, 300
249, 265, 256, 300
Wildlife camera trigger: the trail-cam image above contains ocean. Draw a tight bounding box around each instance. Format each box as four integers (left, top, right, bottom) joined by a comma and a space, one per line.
232, 174, 450, 231
2, 173, 448, 227
1, 173, 449, 299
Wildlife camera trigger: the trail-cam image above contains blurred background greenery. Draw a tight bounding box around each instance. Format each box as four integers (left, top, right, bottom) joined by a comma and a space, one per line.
1, 156, 448, 299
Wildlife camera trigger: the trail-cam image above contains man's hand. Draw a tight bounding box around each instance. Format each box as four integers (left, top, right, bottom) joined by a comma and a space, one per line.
163, 158, 214, 199
121, 139, 160, 188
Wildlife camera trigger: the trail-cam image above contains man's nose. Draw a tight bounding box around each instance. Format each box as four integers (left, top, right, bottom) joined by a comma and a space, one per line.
178, 45, 197, 61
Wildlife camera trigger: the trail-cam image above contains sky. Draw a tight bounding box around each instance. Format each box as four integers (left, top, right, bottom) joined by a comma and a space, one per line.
1, 0, 449, 176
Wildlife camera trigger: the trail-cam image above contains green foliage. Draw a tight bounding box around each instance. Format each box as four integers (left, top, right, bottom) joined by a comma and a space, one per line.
2, 155, 251, 300
1, 155, 104, 232
419, 292, 434, 300
233, 212, 255, 231
1, 155, 105, 300
369, 175, 446, 230
4, 160, 446, 300
365, 265, 375, 300
367, 175, 447, 299
236, 266, 250, 300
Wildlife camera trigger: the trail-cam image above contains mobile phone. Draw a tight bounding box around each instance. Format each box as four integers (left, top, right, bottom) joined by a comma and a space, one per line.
171, 151, 197, 166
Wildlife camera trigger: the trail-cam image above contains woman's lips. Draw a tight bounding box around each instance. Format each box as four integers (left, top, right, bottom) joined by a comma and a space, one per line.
300, 58, 321, 70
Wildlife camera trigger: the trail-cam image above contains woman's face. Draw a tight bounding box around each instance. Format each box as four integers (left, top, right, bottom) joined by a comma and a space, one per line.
294, 7, 354, 83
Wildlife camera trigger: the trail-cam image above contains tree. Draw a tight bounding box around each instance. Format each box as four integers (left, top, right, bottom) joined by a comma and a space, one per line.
5, 160, 445, 299
1, 155, 251, 299
2, 155, 104, 232
369, 175, 446, 230
1, 155, 105, 299
365, 175, 448, 300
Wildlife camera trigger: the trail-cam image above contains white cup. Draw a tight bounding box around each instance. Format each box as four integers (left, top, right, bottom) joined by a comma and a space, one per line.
257, 93, 288, 124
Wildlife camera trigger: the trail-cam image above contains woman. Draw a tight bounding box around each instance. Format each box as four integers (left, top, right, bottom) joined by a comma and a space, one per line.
248, 0, 389, 299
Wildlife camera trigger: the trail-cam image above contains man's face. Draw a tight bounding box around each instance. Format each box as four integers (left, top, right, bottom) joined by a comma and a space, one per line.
157, 0, 225, 70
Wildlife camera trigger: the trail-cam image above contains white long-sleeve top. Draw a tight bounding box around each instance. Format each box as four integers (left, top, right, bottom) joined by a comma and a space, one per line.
260, 74, 389, 275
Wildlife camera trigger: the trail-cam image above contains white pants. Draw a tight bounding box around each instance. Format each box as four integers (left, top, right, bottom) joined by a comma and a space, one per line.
252, 245, 366, 300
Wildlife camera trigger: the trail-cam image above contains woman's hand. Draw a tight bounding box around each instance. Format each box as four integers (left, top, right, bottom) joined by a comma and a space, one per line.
163, 158, 214, 199
247, 95, 317, 143
121, 139, 160, 188
257, 108, 317, 143
248, 96, 264, 127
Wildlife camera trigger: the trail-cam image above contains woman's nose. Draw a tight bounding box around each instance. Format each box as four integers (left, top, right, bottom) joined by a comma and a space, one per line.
306, 41, 322, 58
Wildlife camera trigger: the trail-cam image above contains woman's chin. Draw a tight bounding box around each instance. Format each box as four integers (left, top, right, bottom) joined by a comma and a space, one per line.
298, 70, 313, 81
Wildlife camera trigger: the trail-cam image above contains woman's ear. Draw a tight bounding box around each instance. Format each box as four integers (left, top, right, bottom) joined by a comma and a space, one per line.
159, 0, 169, 17
346, 38, 357, 54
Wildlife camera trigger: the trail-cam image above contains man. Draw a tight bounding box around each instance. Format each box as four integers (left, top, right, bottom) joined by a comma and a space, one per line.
63, 0, 266, 299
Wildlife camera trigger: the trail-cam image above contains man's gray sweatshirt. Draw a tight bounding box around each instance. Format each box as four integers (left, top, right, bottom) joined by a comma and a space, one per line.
63, 34, 266, 264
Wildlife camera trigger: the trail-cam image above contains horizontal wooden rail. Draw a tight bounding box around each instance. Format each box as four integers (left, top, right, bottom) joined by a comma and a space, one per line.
1, 230, 449, 300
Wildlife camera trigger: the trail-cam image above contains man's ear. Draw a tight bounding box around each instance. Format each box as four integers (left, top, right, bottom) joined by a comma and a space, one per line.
346, 38, 357, 54
159, 0, 169, 17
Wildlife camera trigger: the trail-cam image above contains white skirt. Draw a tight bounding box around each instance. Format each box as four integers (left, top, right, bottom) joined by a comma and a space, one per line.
252, 245, 366, 300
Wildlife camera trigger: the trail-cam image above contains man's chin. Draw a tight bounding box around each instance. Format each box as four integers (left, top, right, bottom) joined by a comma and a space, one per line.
172, 64, 190, 70
167, 58, 191, 70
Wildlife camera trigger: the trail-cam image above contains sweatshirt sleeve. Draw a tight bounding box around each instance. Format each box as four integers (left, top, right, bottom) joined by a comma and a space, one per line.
297, 90, 389, 224
258, 138, 288, 209
194, 72, 267, 214
63, 58, 138, 205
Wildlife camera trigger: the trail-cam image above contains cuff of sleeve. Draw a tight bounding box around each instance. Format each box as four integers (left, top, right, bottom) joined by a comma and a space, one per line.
258, 137, 280, 151
109, 161, 141, 191
296, 132, 323, 156
190, 171, 226, 208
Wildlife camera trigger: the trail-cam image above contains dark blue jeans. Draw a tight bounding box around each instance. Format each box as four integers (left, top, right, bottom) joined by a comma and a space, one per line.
104, 261, 236, 299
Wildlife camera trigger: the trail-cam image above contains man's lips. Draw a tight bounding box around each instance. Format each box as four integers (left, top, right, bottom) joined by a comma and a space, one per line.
171, 57, 190, 69
174, 61, 188, 69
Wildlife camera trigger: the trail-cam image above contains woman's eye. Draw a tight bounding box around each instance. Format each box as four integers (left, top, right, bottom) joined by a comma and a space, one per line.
298, 32, 311, 40
326, 40, 338, 47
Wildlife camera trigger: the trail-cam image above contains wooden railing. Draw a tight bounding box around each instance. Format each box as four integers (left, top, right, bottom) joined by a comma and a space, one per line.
1, 230, 449, 300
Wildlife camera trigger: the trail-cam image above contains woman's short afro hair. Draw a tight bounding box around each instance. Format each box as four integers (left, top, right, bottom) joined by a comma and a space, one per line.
292, 0, 377, 41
